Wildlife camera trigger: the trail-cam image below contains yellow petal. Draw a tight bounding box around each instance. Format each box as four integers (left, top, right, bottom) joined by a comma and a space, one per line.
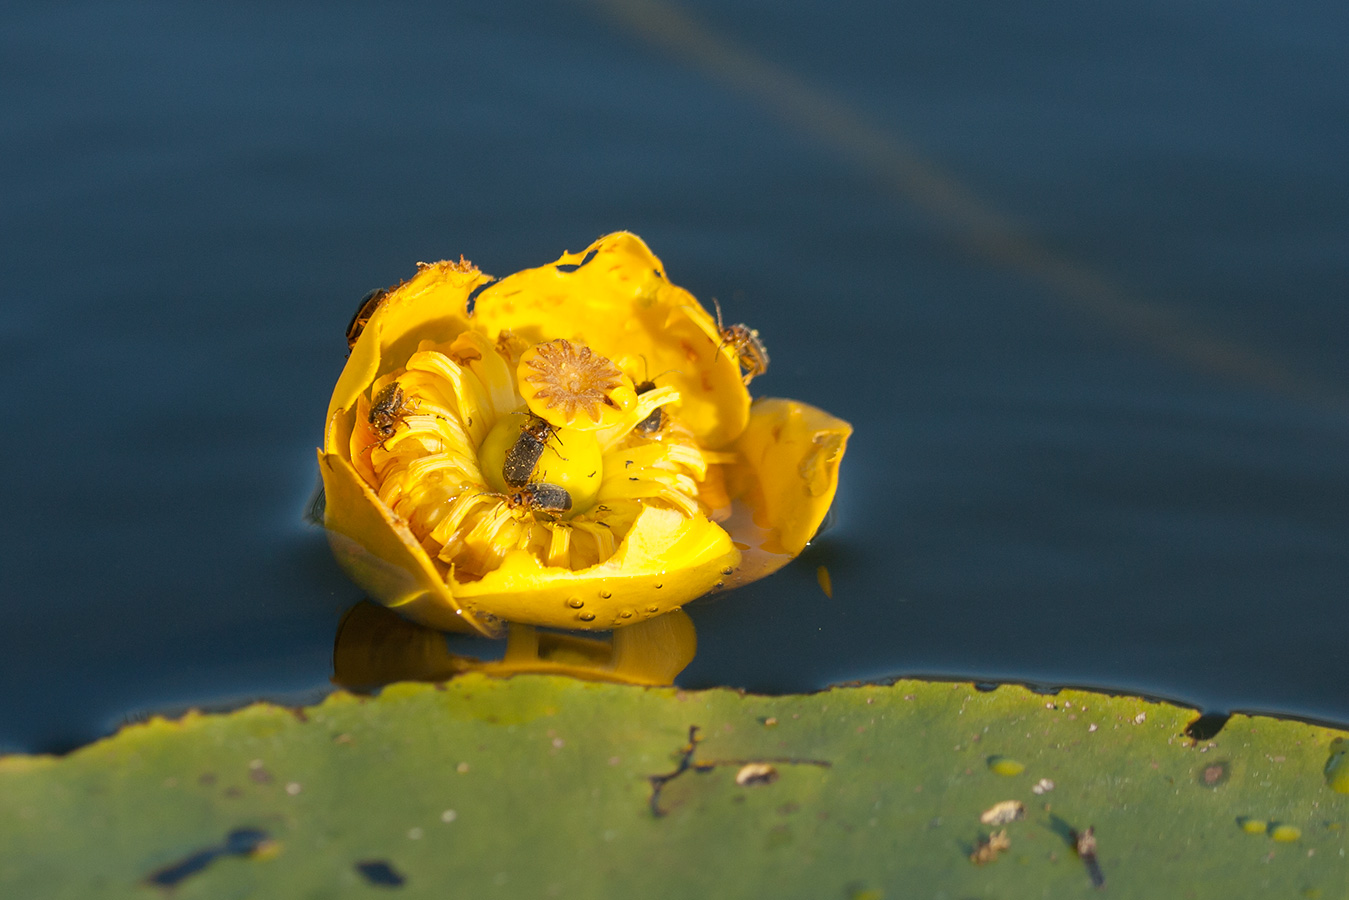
318, 440, 497, 637
720, 398, 852, 587
451, 505, 739, 630
470, 232, 750, 448
329, 259, 487, 424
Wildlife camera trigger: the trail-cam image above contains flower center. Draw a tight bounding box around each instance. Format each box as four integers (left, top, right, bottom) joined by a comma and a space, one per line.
518, 339, 637, 429
476, 413, 603, 514
352, 333, 711, 581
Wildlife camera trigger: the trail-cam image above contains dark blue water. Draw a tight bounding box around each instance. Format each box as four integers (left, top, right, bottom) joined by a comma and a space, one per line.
3, 0, 1346, 752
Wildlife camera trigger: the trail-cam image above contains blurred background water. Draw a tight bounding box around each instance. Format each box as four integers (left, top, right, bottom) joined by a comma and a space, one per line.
2, 0, 1346, 752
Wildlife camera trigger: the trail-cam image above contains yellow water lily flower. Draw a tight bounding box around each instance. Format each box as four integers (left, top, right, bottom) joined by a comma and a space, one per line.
319, 232, 850, 637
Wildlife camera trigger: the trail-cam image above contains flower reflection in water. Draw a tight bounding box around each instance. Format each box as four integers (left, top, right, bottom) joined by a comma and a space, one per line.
332, 600, 698, 690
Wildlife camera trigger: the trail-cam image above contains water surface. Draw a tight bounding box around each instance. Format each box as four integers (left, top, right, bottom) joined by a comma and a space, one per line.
2, 0, 1346, 751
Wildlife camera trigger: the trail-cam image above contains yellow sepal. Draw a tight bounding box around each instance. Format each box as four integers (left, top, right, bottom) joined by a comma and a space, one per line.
318, 442, 496, 636
729, 397, 852, 556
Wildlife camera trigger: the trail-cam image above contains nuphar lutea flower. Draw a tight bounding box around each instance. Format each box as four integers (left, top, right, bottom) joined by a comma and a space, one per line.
319, 232, 850, 637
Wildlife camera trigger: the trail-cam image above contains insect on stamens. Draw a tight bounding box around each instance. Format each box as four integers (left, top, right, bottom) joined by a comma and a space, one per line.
632, 357, 682, 436
502, 413, 567, 487
366, 382, 416, 445
480, 483, 574, 516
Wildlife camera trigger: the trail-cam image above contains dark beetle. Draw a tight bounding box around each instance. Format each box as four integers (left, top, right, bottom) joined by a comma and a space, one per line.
368, 382, 413, 441
633, 379, 665, 436
503, 482, 573, 515
346, 288, 388, 352
713, 298, 769, 385
502, 414, 562, 487
633, 360, 680, 436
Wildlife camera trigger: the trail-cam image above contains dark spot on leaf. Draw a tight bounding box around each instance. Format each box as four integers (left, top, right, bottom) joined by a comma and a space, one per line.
143, 828, 271, 888
356, 860, 406, 887
1197, 759, 1231, 788
222, 830, 269, 854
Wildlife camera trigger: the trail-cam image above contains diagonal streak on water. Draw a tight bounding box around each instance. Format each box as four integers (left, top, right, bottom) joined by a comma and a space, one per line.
585, 0, 1349, 423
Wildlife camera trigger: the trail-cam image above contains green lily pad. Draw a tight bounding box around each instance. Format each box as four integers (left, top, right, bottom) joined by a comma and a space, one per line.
1, 676, 1345, 898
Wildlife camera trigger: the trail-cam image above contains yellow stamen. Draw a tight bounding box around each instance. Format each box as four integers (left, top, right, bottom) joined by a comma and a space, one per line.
546, 525, 572, 569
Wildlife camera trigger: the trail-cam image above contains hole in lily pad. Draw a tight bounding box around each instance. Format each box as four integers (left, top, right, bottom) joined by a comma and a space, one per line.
1325, 739, 1349, 794
1184, 711, 1230, 741
356, 860, 406, 887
